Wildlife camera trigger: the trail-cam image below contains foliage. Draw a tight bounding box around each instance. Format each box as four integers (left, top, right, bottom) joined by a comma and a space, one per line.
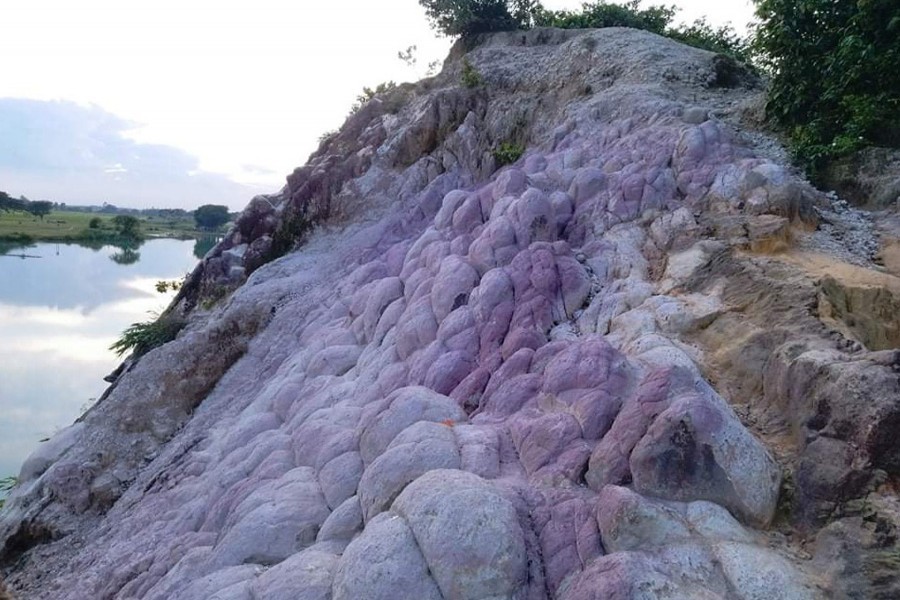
0, 192, 51, 216
535, 2, 750, 63
112, 214, 141, 237
418, 1, 750, 67
193, 204, 231, 230
419, 0, 541, 37
88, 216, 103, 229
267, 210, 313, 265
0, 191, 26, 213
493, 141, 525, 166
349, 81, 398, 115
667, 17, 752, 63
110, 313, 185, 357
752, 0, 900, 175
27, 200, 53, 221
155, 278, 184, 294
318, 130, 337, 145
0, 476, 17, 511
461, 58, 483, 88
398, 45, 418, 67
534, 0, 675, 33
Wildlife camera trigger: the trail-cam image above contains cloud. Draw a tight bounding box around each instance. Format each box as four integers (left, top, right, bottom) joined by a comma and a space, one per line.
0, 98, 272, 210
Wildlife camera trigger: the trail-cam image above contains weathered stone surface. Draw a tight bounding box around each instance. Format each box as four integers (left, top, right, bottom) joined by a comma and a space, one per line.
392, 470, 529, 600
332, 512, 442, 600
358, 386, 465, 464
629, 393, 782, 526
252, 547, 339, 600
358, 422, 461, 521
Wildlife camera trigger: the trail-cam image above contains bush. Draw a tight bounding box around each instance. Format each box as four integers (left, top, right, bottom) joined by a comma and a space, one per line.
753, 0, 900, 176
88, 216, 103, 229
112, 214, 141, 237
493, 141, 525, 166
535, 0, 674, 33
461, 59, 483, 88
155, 279, 184, 294
110, 313, 185, 357
667, 17, 752, 63
536, 2, 749, 64
349, 82, 398, 115
420, 1, 750, 65
419, 0, 541, 37
0, 476, 18, 510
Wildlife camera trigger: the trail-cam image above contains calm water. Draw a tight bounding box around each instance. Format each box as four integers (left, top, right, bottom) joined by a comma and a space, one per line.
0, 239, 200, 479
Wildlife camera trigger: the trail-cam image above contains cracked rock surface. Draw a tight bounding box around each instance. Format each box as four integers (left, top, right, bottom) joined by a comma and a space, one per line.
2, 27, 898, 599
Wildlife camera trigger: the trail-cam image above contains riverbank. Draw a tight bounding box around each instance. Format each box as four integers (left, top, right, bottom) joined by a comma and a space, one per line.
0, 210, 210, 249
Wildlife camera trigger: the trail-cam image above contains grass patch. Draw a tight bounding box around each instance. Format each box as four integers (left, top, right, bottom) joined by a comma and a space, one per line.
493, 141, 525, 167
0, 476, 18, 510
461, 58, 483, 88
110, 313, 186, 358
0, 210, 205, 245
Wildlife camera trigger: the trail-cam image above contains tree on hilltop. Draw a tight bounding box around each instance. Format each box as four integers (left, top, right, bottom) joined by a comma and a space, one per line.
419, 0, 541, 37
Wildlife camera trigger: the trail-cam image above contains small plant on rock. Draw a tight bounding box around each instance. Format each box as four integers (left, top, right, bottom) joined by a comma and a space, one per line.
461, 58, 483, 88
493, 141, 525, 166
154, 278, 184, 294
110, 312, 186, 357
0, 476, 18, 510
349, 81, 398, 115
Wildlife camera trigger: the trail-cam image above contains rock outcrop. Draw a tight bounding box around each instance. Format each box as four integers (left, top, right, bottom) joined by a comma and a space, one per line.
2, 27, 898, 599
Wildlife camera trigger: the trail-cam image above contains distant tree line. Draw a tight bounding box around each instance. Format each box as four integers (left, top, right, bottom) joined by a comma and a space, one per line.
1, 190, 235, 230
0, 191, 53, 220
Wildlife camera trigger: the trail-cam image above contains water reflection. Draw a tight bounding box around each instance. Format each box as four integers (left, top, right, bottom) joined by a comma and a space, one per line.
0, 239, 198, 478
193, 236, 220, 260
110, 246, 141, 265
1, 236, 148, 266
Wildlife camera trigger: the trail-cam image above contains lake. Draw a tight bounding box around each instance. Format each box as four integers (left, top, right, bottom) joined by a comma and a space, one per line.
0, 239, 202, 480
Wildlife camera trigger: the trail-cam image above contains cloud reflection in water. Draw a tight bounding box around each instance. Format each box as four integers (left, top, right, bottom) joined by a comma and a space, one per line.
0, 239, 198, 477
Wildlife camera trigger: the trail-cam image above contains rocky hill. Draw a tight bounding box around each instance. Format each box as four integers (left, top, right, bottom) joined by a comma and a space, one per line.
2, 27, 898, 599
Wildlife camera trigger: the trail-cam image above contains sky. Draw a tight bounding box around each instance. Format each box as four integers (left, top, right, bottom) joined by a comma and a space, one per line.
0, 0, 756, 210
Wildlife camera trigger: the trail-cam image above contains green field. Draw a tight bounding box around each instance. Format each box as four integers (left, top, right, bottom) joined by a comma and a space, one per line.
0, 210, 207, 244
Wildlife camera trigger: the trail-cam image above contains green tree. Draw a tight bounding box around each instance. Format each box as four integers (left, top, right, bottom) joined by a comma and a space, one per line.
752, 0, 900, 174
112, 214, 141, 237
193, 204, 231, 230
419, 0, 541, 37
27, 200, 53, 221
89, 216, 103, 229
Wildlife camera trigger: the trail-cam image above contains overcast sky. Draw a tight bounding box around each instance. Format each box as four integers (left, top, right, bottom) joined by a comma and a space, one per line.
0, 0, 756, 210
